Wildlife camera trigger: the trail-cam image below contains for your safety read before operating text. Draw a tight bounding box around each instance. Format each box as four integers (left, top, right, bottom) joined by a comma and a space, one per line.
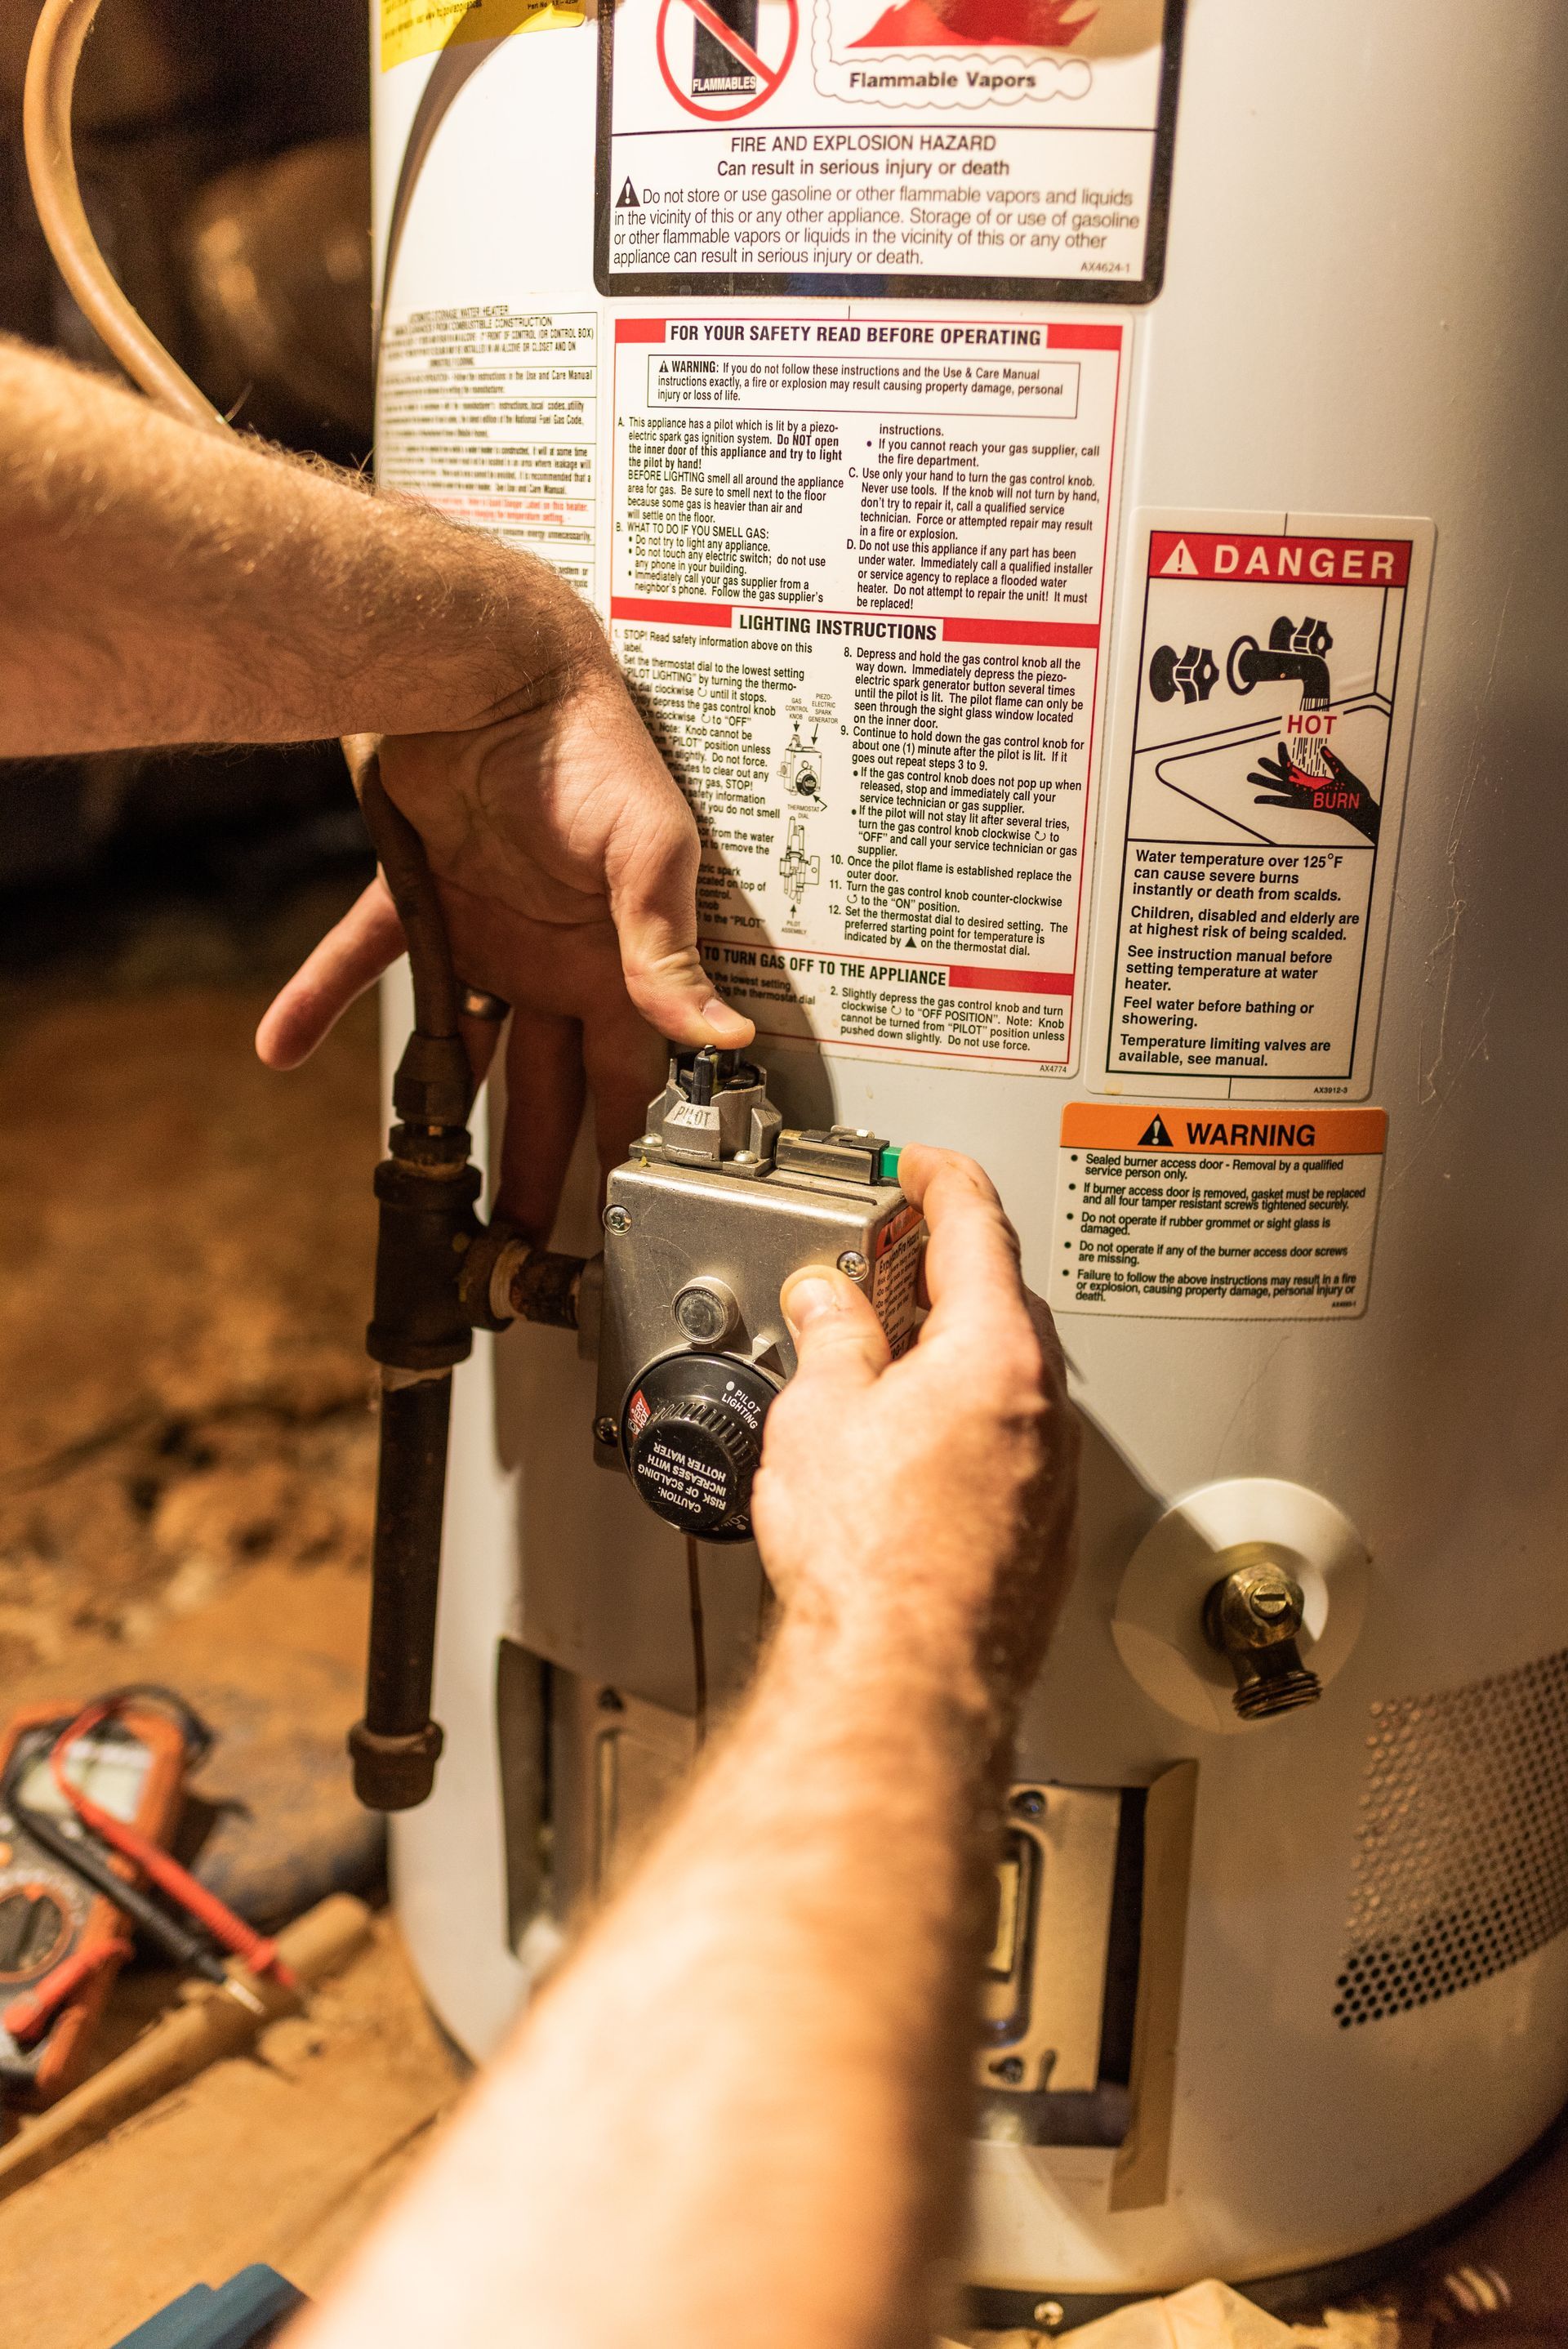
610, 310, 1127, 1068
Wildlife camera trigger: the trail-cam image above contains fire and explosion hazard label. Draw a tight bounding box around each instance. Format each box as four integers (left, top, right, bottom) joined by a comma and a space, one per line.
1049, 1103, 1388, 1320
1089, 510, 1434, 1103
608, 308, 1128, 1068
597, 0, 1183, 301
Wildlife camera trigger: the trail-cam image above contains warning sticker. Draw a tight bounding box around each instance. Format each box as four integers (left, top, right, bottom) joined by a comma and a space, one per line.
871, 1203, 924, 1354
380, 0, 581, 72
609, 308, 1128, 1068
597, 0, 1183, 301
1050, 1103, 1388, 1320
1090, 510, 1434, 1101
377, 306, 599, 598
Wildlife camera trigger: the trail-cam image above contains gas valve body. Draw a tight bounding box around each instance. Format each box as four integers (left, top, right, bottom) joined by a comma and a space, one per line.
595, 1049, 922, 1543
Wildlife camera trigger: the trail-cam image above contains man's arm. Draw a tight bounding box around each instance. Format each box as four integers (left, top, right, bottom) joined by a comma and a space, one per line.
0, 336, 751, 1229
289, 1148, 1078, 2349
0, 332, 595, 753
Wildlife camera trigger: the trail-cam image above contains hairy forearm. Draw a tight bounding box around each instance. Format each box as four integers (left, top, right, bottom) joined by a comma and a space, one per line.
298, 1614, 1007, 2349
0, 337, 601, 756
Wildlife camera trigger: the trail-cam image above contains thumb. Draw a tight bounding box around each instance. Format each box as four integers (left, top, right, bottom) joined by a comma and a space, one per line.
608, 819, 755, 1050
780, 1267, 890, 1393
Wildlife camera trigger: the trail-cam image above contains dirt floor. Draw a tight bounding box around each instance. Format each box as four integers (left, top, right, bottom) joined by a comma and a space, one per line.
0, 866, 463, 2343
0, 889, 380, 1674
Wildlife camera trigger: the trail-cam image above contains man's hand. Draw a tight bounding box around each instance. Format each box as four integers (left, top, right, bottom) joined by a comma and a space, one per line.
292, 1147, 1076, 2349
256, 655, 754, 1242
752, 1147, 1077, 1706
0, 339, 753, 1246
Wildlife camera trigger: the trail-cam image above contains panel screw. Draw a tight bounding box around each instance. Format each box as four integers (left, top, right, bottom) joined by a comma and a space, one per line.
1012, 1790, 1045, 1818
603, 1205, 632, 1234
1033, 2302, 1066, 2332
836, 1249, 869, 1279
594, 1416, 617, 1446
992, 2056, 1024, 2084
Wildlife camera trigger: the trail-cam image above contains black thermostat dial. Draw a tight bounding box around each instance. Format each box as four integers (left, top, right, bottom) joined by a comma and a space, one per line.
621, 1352, 778, 1541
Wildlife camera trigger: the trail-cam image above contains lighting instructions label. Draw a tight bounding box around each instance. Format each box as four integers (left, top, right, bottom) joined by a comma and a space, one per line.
597, 0, 1183, 301
1049, 1103, 1388, 1321
609, 308, 1128, 1068
1090, 510, 1435, 1103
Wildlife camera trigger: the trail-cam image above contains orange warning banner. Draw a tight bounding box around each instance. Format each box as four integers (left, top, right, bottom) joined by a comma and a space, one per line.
1061, 1105, 1388, 1155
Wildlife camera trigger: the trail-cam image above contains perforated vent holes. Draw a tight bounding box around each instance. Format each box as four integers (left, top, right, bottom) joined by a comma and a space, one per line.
1334, 1650, 1568, 2026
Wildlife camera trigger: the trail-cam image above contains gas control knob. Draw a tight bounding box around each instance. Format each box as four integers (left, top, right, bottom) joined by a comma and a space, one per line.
621, 1352, 777, 1541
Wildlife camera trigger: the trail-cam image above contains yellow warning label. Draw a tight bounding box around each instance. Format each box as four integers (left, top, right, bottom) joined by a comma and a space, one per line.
380, 0, 583, 73
1060, 1103, 1387, 1156
1052, 1102, 1388, 1321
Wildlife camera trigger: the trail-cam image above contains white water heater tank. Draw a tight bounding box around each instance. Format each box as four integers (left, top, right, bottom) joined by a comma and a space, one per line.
372, 0, 1568, 2316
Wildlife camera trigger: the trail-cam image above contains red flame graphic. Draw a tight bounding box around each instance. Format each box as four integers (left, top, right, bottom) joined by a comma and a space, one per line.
849, 0, 1096, 48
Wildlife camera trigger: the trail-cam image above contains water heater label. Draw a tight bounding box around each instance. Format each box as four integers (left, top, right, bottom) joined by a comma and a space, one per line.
1049, 1103, 1388, 1320
595, 0, 1182, 303
608, 308, 1129, 1068
378, 305, 599, 600
1089, 510, 1435, 1103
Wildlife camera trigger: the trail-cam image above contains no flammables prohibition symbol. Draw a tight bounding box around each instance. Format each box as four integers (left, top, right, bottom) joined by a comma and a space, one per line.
655, 0, 799, 122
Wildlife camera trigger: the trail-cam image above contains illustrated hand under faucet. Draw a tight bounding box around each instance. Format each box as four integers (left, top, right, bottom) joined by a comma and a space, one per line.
1249, 742, 1381, 845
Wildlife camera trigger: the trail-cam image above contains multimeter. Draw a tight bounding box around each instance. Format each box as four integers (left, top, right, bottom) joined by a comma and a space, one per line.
0, 1701, 188, 2108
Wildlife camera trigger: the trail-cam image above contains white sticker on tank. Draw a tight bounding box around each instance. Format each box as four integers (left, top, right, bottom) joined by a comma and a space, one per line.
1088, 510, 1435, 1103
596, 0, 1183, 304
1049, 1102, 1388, 1321
376, 305, 600, 600
609, 305, 1129, 1069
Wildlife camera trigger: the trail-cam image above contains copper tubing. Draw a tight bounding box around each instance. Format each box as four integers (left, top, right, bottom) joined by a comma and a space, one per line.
23, 0, 224, 435
22, 0, 461, 1044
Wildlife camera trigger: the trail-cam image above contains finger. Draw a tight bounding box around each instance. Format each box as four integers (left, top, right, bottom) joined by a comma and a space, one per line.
893, 1146, 1034, 1362
606, 821, 755, 1050
255, 878, 404, 1069
1253, 795, 1297, 809
778, 1266, 890, 1393
493, 1007, 588, 1246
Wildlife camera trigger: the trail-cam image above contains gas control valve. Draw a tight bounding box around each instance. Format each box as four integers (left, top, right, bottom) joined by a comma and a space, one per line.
595, 1046, 923, 1544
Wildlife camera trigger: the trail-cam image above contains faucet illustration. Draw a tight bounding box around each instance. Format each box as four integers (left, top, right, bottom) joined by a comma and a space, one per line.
1227, 615, 1335, 778
1227, 614, 1334, 705
1148, 643, 1219, 706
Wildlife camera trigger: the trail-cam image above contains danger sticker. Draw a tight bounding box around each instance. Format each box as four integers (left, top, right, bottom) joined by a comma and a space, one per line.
1049, 1103, 1388, 1321
1089, 509, 1434, 1103
608, 310, 1128, 1068
596, 0, 1183, 301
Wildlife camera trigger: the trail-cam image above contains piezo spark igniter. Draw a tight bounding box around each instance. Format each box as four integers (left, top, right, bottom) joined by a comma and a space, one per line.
594, 1047, 923, 1543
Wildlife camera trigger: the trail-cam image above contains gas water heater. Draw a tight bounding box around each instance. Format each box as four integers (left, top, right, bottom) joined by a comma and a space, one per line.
372, 0, 1568, 2317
